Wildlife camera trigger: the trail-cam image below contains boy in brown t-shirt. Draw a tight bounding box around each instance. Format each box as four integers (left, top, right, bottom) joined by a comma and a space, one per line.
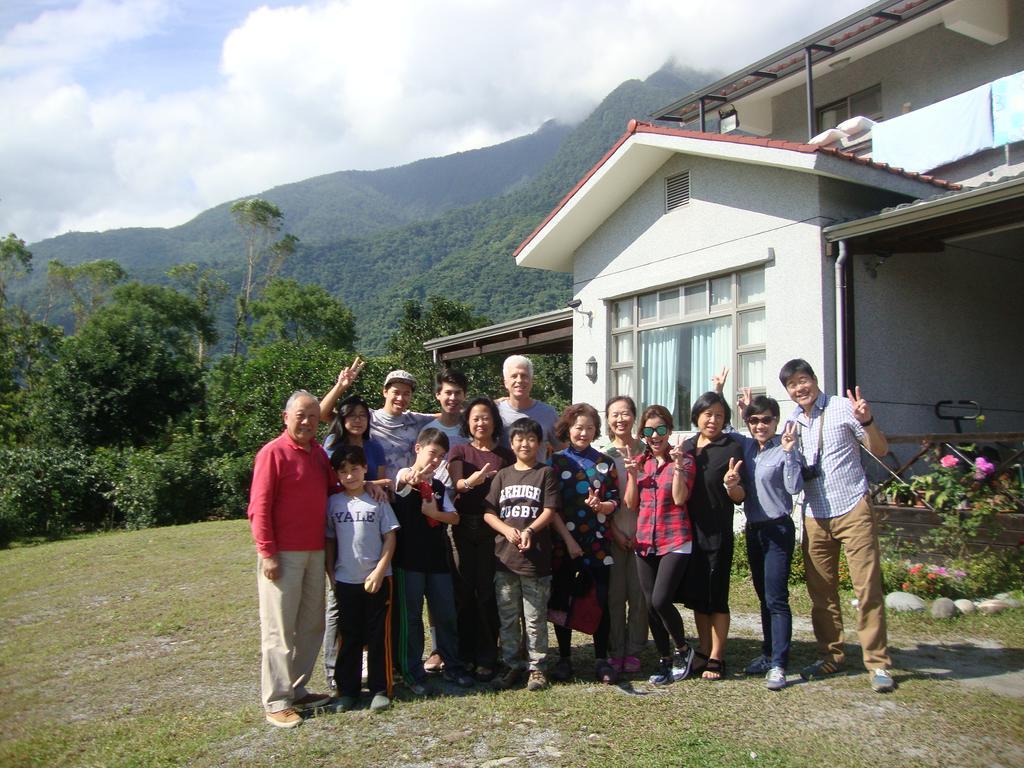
484, 417, 560, 691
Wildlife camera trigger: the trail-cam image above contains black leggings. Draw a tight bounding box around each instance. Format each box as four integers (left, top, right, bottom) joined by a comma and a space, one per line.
636, 552, 691, 657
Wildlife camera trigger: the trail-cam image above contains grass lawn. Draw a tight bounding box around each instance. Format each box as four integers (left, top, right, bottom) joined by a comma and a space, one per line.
1, 520, 1021, 767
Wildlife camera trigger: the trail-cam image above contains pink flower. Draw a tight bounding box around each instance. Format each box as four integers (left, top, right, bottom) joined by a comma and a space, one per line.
940, 455, 959, 468
974, 456, 995, 479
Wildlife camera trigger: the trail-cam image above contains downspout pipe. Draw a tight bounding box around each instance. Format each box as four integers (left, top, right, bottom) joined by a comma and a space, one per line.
834, 239, 849, 394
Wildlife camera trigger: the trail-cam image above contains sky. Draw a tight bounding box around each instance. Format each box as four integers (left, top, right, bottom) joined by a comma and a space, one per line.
0, 0, 868, 244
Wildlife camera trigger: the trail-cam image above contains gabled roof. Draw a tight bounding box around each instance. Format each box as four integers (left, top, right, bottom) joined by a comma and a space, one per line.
514, 120, 959, 272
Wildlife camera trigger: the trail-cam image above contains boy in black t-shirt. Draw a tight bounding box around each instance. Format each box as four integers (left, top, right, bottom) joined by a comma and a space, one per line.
484, 417, 560, 691
393, 428, 475, 693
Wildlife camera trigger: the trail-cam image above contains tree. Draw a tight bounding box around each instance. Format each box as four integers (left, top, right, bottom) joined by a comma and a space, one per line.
386, 296, 501, 411
45, 259, 127, 330
229, 198, 298, 355
249, 278, 356, 350
32, 283, 207, 448
166, 263, 227, 364
0, 233, 32, 306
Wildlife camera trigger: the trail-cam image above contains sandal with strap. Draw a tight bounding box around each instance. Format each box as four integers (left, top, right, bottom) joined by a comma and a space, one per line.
691, 651, 710, 676
701, 657, 726, 680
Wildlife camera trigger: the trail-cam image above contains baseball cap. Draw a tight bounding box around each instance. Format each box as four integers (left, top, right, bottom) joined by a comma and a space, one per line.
383, 369, 417, 391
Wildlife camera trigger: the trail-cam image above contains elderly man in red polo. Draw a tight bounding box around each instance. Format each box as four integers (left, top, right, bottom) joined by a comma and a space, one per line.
249, 390, 335, 728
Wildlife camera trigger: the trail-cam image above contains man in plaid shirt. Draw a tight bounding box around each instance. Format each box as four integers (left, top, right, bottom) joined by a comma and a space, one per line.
780, 359, 894, 694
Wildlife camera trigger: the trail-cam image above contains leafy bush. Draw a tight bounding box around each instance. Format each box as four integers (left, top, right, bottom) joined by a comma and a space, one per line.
102, 430, 222, 530
0, 447, 108, 546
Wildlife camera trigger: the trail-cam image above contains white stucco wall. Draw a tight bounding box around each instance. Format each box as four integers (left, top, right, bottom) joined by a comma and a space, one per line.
567, 154, 840, 417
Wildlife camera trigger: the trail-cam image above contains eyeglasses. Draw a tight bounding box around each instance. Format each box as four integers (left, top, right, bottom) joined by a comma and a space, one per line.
642, 424, 670, 437
746, 416, 776, 425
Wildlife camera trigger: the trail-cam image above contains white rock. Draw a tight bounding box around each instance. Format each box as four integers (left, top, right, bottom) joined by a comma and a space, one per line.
885, 591, 926, 612
930, 597, 957, 618
954, 599, 976, 615
978, 599, 1009, 615
994, 593, 1022, 608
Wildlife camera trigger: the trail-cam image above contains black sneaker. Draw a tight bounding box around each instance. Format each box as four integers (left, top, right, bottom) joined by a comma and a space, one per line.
671, 645, 695, 681
549, 657, 573, 682
649, 657, 673, 686
442, 667, 476, 688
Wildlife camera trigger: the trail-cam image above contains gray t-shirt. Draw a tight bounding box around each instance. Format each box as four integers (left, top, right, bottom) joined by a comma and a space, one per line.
425, 418, 469, 449
369, 408, 435, 484
498, 399, 559, 461
325, 492, 400, 584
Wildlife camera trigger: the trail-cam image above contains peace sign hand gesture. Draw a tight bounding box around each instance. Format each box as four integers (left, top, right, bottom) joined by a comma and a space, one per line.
711, 366, 729, 395
336, 356, 365, 390
846, 385, 874, 425
622, 444, 641, 475
723, 457, 743, 489
780, 421, 798, 452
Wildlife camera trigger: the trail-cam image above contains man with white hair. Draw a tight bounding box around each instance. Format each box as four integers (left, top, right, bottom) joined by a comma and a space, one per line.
497, 355, 561, 461
248, 390, 335, 728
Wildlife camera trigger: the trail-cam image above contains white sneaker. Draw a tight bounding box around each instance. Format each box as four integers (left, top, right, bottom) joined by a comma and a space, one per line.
870, 668, 895, 693
765, 666, 786, 691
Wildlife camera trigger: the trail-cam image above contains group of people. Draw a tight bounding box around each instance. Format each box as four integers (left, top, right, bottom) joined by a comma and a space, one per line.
247, 353, 896, 729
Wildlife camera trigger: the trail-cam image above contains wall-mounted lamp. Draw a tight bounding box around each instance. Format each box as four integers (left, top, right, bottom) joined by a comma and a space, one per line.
566, 298, 593, 326
585, 356, 598, 383
719, 107, 739, 134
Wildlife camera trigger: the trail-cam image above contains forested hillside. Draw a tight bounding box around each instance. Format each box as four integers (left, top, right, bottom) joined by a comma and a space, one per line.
22, 65, 714, 352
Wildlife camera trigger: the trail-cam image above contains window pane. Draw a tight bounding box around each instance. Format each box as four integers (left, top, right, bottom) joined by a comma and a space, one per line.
613, 300, 632, 329
850, 85, 882, 119
710, 276, 732, 307
659, 288, 680, 320
638, 292, 657, 323
613, 333, 634, 363
614, 369, 635, 399
738, 308, 765, 346
739, 269, 765, 304
683, 283, 705, 315
639, 316, 731, 427
738, 350, 766, 390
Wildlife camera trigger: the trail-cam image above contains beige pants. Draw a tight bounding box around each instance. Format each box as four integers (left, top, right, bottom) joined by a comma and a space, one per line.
802, 496, 890, 670
257, 550, 326, 712
608, 541, 648, 659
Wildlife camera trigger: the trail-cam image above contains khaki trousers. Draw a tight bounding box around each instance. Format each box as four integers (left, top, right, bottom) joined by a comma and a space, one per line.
608, 540, 648, 658
257, 550, 326, 712
802, 496, 890, 670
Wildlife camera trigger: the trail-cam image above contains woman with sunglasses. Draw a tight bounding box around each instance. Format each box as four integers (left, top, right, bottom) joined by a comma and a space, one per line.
717, 376, 804, 690
623, 405, 698, 685
680, 391, 746, 681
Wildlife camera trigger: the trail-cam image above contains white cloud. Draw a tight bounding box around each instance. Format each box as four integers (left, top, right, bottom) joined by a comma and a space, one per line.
0, 0, 868, 243
0, 0, 170, 72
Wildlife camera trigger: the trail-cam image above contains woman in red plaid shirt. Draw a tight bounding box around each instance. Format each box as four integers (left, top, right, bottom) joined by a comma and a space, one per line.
623, 404, 698, 686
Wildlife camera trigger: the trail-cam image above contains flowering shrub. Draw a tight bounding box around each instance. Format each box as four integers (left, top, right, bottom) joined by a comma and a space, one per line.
908, 450, 1022, 558
899, 562, 968, 599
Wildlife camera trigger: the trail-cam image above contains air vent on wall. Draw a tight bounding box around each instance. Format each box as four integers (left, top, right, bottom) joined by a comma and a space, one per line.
665, 171, 690, 212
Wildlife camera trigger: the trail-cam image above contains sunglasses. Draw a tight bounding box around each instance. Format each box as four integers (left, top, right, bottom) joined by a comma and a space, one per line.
746, 416, 776, 425
642, 424, 670, 437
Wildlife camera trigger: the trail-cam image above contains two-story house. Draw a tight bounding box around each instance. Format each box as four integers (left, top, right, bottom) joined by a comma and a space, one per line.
427, 0, 1024, 439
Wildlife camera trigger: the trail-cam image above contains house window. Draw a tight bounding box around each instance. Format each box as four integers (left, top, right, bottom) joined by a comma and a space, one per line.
817, 84, 882, 132
609, 267, 767, 428
665, 171, 690, 212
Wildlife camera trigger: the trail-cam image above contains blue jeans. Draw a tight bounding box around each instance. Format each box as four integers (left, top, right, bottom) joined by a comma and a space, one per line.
746, 517, 795, 670
393, 568, 462, 684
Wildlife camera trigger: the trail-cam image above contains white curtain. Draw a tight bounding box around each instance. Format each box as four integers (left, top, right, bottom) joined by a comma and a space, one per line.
640, 327, 680, 416
689, 317, 732, 406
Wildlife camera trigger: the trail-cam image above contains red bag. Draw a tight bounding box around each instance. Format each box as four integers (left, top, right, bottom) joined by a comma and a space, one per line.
567, 580, 602, 635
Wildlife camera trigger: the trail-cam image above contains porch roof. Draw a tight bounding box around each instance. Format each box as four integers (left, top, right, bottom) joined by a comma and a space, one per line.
422, 307, 573, 363
823, 173, 1024, 253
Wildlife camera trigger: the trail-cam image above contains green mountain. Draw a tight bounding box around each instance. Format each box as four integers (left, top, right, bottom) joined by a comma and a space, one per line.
22, 65, 716, 351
